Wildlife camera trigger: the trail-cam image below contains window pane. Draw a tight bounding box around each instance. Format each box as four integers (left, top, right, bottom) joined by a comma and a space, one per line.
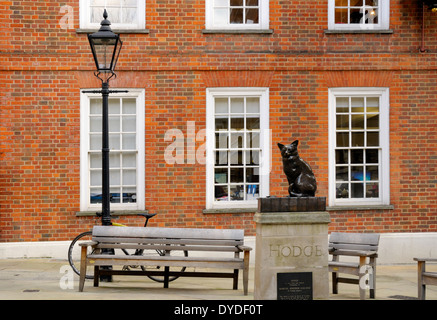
230, 132, 244, 148
109, 116, 120, 132
246, 9, 259, 24
245, 150, 259, 165
351, 149, 363, 163
122, 153, 136, 167
215, 117, 228, 130
367, 114, 379, 129
215, 151, 228, 166
366, 183, 379, 198
122, 116, 136, 132
246, 167, 259, 183
246, 117, 260, 130
366, 166, 378, 180
351, 183, 364, 198
123, 187, 137, 203
336, 115, 349, 129
351, 114, 365, 129
367, 132, 379, 146
90, 170, 102, 186
123, 98, 136, 114
230, 150, 243, 165
247, 132, 259, 148
336, 166, 348, 181
352, 132, 364, 146
337, 132, 349, 147
216, 132, 228, 149
351, 166, 364, 181
109, 99, 120, 114
110, 153, 120, 167
90, 99, 102, 114
123, 169, 136, 185
90, 116, 102, 132
230, 8, 243, 24
246, 0, 258, 6
215, 98, 228, 113
230, 168, 244, 183
231, 98, 244, 113
90, 153, 102, 168
215, 185, 228, 201
351, 97, 365, 112
335, 150, 348, 164
231, 117, 244, 130
109, 133, 120, 149
215, 168, 228, 183
122, 133, 136, 150
246, 97, 260, 113
366, 149, 379, 164
336, 183, 349, 198
246, 184, 259, 200
336, 97, 349, 113
110, 170, 121, 185
230, 185, 244, 200
366, 97, 379, 112
90, 134, 102, 150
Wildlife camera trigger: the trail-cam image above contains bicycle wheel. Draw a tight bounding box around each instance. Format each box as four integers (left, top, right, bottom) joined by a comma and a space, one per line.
68, 231, 94, 280
139, 245, 188, 283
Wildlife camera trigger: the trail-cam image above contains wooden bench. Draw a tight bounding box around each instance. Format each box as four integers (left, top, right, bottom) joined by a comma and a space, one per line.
414, 258, 437, 300
78, 226, 252, 295
328, 232, 380, 300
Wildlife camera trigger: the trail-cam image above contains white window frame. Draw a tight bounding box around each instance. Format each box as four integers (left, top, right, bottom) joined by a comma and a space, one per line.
328, 0, 390, 31
328, 87, 390, 207
80, 88, 145, 212
205, 0, 269, 31
206, 87, 270, 210
80, 0, 146, 30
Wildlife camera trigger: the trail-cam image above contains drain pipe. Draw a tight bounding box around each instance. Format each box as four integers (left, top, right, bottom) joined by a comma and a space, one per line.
420, 2, 427, 52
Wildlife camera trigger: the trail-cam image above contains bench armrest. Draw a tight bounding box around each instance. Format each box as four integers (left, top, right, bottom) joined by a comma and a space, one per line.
414, 258, 437, 262
237, 245, 252, 251
330, 249, 378, 258
79, 241, 98, 247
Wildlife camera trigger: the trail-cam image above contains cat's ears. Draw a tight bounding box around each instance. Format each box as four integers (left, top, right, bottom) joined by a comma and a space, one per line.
277, 140, 299, 150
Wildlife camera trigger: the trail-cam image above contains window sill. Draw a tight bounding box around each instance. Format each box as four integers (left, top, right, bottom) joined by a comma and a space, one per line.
202, 29, 273, 34
327, 205, 394, 211
76, 29, 150, 34
76, 209, 149, 217
203, 208, 257, 214
324, 29, 393, 34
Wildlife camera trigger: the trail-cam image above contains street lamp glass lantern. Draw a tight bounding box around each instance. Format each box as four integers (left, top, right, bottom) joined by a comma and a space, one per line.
88, 10, 123, 74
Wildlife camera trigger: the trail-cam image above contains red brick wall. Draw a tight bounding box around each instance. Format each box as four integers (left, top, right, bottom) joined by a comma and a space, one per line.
1, 1, 437, 241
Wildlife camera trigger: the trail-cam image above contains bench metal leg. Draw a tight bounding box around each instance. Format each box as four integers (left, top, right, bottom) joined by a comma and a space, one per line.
94, 266, 99, 287
331, 272, 338, 294
233, 269, 239, 290
164, 266, 170, 289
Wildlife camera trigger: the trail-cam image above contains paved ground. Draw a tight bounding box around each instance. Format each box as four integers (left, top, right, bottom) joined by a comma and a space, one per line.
0, 258, 436, 300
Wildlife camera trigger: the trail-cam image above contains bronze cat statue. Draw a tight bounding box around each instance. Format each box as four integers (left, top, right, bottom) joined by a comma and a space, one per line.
278, 140, 317, 197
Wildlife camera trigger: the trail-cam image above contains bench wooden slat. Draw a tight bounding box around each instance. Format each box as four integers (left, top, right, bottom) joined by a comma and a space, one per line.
329, 232, 379, 247
95, 243, 241, 252
92, 226, 244, 240
92, 236, 244, 247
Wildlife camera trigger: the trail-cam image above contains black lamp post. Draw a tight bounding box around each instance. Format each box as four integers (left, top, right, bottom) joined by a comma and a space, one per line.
83, 10, 128, 226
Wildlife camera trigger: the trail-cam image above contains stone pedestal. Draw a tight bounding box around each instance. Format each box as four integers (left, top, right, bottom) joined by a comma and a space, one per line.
254, 197, 330, 300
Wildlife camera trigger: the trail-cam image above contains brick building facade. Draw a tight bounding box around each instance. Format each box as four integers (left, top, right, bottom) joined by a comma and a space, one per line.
1, 1, 436, 244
